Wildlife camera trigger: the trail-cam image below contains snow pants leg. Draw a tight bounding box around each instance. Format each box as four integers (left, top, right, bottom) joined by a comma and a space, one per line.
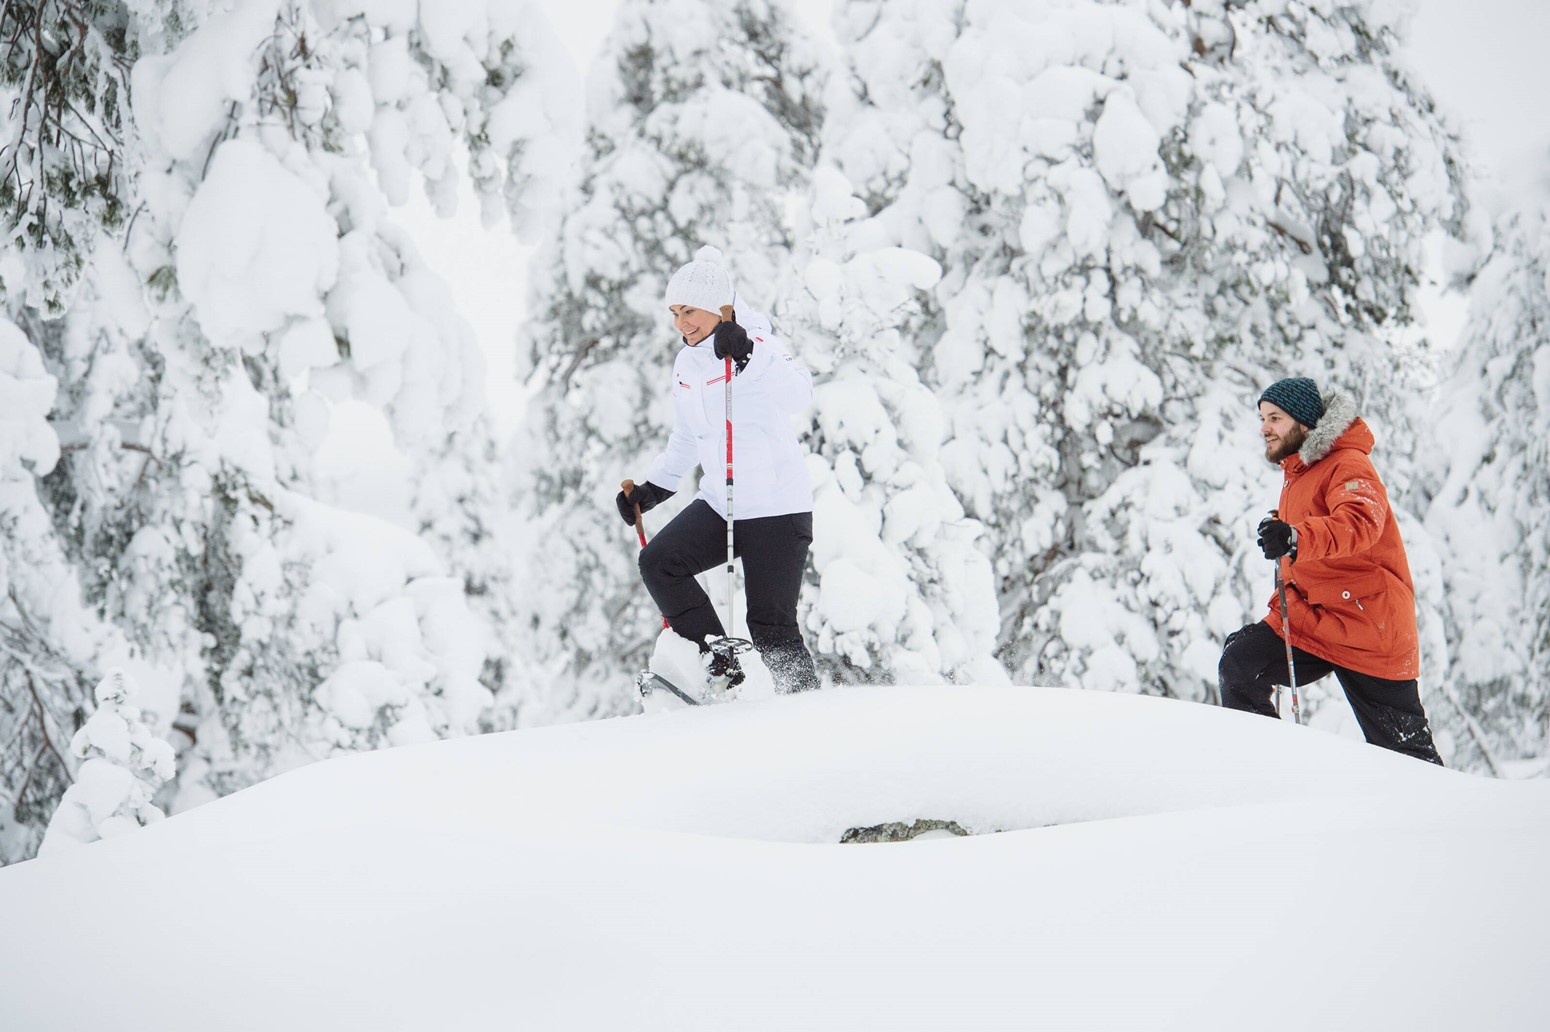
740, 512, 820, 695
638, 500, 819, 694
1218, 621, 1445, 765
1218, 620, 1333, 718
1331, 668, 1444, 766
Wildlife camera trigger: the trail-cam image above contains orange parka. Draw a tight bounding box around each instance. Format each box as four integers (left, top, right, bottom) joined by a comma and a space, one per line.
1263, 391, 1420, 680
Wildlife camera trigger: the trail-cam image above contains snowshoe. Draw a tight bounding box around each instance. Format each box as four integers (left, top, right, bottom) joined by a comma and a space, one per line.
703, 636, 754, 697
636, 670, 701, 710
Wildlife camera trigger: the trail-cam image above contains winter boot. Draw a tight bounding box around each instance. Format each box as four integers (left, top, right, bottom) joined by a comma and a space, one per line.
703, 636, 752, 695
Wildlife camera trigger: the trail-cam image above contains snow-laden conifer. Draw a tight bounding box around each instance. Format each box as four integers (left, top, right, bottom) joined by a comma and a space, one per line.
768, 0, 1073, 686
811, 0, 1466, 701
412, 414, 527, 728
1423, 200, 1550, 774
3, 0, 576, 855
111, 0, 572, 790
1, 306, 161, 864
38, 669, 176, 854
0, 315, 89, 860
515, 0, 825, 719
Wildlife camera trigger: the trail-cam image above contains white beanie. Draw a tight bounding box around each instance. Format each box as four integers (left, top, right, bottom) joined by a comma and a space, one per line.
665, 245, 734, 313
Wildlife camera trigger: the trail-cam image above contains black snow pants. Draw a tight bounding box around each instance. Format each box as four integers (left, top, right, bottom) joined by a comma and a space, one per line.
639, 499, 819, 694
1218, 620, 1444, 765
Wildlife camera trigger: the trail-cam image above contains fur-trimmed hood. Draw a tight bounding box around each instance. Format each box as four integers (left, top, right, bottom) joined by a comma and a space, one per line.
1296, 389, 1361, 466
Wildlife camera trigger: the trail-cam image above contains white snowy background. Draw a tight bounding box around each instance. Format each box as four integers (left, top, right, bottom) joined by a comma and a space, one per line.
346, 3, 1550, 530
368, 0, 1550, 453
1, 0, 1549, 1027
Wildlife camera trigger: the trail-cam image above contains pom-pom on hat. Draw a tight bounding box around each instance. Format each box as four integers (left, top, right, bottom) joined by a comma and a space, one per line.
1259, 376, 1324, 429
665, 245, 734, 315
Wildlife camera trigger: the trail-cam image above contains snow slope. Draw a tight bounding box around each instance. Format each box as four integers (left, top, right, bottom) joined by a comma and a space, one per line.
1, 685, 1545, 1031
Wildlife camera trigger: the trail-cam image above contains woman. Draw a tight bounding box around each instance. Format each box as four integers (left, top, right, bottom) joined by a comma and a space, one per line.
615, 246, 819, 695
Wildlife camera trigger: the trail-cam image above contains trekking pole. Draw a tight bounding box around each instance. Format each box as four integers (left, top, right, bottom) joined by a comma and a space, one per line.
720, 302, 737, 638
622, 478, 668, 629
1270, 509, 1302, 725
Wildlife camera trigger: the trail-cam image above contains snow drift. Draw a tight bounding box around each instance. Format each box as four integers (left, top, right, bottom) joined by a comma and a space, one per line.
0, 684, 1545, 1031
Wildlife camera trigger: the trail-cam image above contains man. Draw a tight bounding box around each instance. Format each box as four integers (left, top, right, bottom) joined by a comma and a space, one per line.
1218, 377, 1444, 764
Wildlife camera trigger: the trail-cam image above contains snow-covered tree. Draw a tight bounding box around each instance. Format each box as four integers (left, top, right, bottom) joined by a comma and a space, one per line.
1, 304, 166, 864
1422, 200, 1550, 774
0, 312, 93, 861
515, 0, 826, 720
111, 0, 572, 788
771, 5, 1004, 686
3, 0, 576, 858
2, 1, 135, 308
411, 413, 526, 728
39, 669, 175, 854
802, 0, 1466, 703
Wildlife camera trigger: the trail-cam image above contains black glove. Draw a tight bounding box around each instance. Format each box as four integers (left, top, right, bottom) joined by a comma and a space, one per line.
1257, 516, 1297, 561
711, 321, 753, 372
615, 481, 673, 526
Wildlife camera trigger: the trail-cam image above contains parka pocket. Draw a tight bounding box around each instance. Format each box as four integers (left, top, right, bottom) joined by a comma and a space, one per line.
1302, 571, 1390, 650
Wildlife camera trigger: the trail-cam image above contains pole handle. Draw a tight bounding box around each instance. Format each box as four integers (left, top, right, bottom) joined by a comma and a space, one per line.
621, 479, 646, 533
623, 478, 666, 628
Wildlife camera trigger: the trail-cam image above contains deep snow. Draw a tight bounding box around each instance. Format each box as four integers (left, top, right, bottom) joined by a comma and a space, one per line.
1, 683, 1545, 1031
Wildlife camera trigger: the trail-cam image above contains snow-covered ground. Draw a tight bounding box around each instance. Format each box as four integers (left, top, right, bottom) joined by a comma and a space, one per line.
2, 684, 1545, 1031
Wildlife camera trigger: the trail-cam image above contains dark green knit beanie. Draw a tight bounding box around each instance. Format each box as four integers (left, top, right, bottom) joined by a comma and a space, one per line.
1259, 377, 1324, 429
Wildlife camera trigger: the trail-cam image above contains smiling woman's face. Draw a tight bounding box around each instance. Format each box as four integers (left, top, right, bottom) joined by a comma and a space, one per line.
670, 304, 720, 346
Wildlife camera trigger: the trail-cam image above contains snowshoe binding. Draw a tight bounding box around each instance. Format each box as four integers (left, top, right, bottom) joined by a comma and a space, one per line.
703, 636, 754, 698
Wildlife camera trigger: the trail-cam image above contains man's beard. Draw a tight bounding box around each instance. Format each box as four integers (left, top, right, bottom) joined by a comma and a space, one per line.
1264, 422, 1307, 464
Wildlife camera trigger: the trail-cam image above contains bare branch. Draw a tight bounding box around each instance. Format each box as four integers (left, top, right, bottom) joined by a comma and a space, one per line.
24, 669, 71, 777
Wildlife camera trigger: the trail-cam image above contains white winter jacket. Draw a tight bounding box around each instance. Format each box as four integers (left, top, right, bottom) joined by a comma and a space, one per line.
644, 311, 814, 520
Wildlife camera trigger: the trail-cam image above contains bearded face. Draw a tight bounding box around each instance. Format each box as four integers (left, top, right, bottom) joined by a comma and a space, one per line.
1260, 403, 1308, 464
